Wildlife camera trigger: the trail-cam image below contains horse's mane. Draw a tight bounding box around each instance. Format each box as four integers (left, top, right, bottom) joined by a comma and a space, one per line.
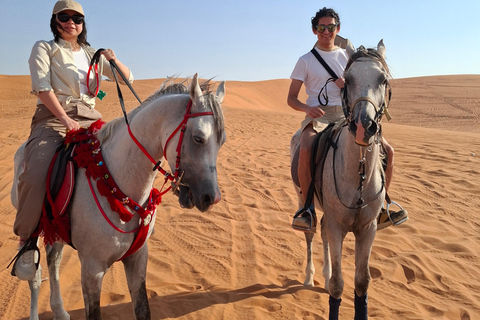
345, 46, 391, 77
98, 77, 224, 143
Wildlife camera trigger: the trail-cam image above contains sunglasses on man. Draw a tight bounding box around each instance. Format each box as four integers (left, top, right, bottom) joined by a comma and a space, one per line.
57, 12, 84, 24
316, 24, 338, 33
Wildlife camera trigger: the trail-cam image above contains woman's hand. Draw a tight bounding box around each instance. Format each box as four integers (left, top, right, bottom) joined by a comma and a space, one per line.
101, 49, 131, 80
101, 48, 117, 62
59, 115, 80, 131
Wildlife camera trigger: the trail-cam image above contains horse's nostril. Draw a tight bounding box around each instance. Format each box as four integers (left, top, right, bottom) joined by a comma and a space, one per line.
349, 122, 357, 133
202, 194, 214, 206
366, 121, 378, 136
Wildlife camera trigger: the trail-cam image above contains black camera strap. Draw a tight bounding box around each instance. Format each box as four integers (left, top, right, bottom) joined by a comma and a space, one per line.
310, 48, 338, 79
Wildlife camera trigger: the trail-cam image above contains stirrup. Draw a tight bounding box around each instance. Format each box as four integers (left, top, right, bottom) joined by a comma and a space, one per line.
377, 201, 409, 230
7, 237, 40, 280
292, 205, 317, 233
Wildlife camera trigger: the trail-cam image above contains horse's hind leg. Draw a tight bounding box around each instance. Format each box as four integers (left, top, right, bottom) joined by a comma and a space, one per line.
46, 242, 70, 320
122, 245, 151, 320
304, 232, 315, 287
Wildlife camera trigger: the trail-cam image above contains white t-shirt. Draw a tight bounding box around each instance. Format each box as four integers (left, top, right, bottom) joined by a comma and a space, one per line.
290, 47, 348, 107
73, 48, 91, 95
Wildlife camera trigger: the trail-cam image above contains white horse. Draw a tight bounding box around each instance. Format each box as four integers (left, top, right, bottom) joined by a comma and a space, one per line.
291, 40, 391, 320
11, 74, 226, 320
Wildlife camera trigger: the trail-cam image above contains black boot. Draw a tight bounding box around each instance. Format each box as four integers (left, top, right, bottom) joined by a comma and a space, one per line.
354, 291, 368, 320
328, 295, 342, 320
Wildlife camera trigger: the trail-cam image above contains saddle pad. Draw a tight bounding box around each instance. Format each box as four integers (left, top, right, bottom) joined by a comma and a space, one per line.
54, 161, 75, 216
46, 144, 76, 217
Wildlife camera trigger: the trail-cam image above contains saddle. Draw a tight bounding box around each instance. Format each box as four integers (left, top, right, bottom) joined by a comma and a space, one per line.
291, 121, 343, 206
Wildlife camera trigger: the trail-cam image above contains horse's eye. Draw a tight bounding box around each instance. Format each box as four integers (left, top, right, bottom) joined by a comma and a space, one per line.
193, 136, 205, 144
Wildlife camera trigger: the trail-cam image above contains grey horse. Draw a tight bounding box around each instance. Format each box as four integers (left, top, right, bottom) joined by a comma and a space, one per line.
11, 74, 226, 320
291, 40, 392, 320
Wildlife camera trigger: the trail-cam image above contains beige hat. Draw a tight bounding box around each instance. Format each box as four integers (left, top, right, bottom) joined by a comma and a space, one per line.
52, 0, 84, 16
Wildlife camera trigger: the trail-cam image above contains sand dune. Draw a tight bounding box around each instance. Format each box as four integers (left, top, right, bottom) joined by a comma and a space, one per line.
0, 74, 479, 319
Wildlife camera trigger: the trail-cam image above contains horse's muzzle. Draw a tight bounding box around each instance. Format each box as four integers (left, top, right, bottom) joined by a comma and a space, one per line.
350, 112, 378, 146
178, 185, 220, 212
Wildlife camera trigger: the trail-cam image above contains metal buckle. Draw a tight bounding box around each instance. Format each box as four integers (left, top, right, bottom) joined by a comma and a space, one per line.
171, 171, 185, 197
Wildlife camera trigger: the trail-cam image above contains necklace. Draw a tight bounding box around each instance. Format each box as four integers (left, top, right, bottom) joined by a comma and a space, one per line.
71, 42, 81, 52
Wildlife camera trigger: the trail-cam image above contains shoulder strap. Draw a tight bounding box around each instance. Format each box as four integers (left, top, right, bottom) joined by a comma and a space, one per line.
310, 48, 338, 79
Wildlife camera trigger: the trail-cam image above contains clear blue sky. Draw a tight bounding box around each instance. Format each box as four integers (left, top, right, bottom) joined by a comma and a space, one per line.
1, 0, 479, 81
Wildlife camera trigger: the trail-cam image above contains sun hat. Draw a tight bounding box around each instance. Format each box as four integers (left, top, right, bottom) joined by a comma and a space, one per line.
52, 0, 84, 16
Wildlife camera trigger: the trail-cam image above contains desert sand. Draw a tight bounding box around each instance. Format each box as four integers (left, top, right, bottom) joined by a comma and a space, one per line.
0, 74, 479, 319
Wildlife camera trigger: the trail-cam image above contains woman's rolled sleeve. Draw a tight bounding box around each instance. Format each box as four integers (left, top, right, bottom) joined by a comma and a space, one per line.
100, 55, 134, 84
28, 41, 53, 96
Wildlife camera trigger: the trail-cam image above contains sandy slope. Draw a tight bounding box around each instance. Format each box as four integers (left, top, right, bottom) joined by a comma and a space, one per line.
0, 74, 479, 319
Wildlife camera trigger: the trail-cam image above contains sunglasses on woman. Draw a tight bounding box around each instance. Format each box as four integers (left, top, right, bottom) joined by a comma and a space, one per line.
316, 24, 338, 33
57, 12, 84, 24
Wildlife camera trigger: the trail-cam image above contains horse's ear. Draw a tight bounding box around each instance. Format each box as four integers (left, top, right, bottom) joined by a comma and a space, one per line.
377, 39, 386, 59
190, 73, 203, 101
346, 39, 355, 59
216, 81, 226, 103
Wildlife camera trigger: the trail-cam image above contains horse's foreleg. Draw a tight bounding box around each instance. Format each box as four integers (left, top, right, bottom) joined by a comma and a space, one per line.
122, 244, 151, 320
327, 226, 345, 299
353, 226, 376, 320
303, 232, 315, 287
46, 242, 70, 320
320, 216, 331, 292
27, 264, 42, 320
80, 258, 106, 320
325, 225, 345, 320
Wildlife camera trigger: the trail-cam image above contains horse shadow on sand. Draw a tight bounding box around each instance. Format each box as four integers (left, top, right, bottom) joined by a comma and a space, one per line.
28, 279, 326, 319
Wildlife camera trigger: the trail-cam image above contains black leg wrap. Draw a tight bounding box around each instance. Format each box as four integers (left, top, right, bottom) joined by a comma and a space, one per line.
329, 295, 342, 320
354, 291, 368, 320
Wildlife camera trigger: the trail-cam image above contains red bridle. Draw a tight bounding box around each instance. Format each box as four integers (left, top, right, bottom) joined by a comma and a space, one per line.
92, 49, 214, 195
126, 99, 213, 194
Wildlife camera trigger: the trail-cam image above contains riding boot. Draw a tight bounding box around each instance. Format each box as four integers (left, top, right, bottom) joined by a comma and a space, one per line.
354, 291, 368, 320
328, 295, 342, 320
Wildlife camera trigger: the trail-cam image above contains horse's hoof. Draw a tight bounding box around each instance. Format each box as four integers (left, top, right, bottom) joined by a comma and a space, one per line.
53, 312, 71, 320
303, 278, 315, 287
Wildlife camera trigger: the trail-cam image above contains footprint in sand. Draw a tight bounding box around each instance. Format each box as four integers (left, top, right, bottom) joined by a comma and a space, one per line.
402, 264, 416, 284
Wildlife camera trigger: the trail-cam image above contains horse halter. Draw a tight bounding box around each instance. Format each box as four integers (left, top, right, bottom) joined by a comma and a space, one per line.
342, 81, 392, 127
341, 55, 392, 129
